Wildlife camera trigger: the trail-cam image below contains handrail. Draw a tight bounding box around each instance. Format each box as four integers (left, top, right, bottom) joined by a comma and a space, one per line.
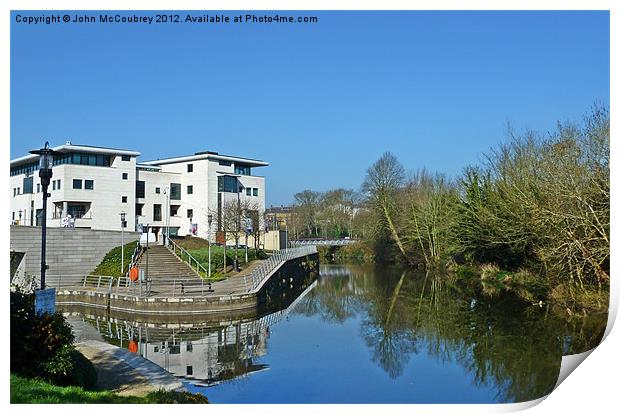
162, 234, 210, 279
247, 245, 317, 293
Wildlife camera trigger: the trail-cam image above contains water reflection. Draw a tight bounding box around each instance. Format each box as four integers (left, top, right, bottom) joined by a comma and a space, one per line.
66, 263, 606, 403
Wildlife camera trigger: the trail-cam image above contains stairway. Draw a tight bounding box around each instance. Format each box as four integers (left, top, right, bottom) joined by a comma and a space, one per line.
136, 245, 200, 280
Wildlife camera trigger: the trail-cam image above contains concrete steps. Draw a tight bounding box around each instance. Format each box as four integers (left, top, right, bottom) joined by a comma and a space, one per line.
136, 245, 200, 280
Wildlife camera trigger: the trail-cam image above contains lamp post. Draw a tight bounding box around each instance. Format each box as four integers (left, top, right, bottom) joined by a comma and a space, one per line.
29, 142, 56, 290
163, 188, 169, 245
120, 212, 126, 275
207, 214, 213, 278
234, 180, 241, 272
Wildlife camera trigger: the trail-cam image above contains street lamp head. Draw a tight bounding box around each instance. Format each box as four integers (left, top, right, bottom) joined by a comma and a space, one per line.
120, 212, 126, 220
29, 141, 57, 186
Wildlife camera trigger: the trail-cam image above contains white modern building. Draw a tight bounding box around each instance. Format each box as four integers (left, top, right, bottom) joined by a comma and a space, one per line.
10, 142, 268, 242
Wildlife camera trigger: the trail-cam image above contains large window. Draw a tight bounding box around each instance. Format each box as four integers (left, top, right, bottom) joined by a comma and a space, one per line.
253, 188, 259, 196
10, 153, 113, 177
73, 179, 82, 189
217, 175, 239, 193
121, 155, 131, 161
23, 177, 33, 194
234, 164, 251, 176
85, 180, 94, 190
67, 204, 87, 219
153, 204, 162, 221
170, 183, 181, 200
218, 160, 232, 166
136, 181, 145, 198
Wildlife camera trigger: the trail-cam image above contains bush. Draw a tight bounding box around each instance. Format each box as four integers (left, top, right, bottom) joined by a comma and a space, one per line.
10, 289, 97, 388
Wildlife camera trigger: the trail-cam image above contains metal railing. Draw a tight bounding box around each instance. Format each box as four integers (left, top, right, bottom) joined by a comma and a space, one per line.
246, 245, 317, 293
163, 234, 210, 278
290, 239, 358, 246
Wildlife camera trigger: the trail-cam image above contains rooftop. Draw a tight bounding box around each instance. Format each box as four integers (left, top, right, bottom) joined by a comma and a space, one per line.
11, 141, 141, 167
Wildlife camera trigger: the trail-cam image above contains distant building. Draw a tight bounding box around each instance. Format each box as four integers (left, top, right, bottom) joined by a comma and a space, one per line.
264, 205, 293, 231
10, 141, 268, 241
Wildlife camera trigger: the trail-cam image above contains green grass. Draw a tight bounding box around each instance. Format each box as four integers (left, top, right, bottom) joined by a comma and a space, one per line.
91, 242, 138, 277
10, 375, 209, 404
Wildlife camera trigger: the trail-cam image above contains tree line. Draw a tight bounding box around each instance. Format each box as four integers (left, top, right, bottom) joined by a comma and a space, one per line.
290, 107, 609, 309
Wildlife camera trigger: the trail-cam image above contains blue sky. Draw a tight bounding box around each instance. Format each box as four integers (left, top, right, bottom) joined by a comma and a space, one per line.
10, 10, 609, 206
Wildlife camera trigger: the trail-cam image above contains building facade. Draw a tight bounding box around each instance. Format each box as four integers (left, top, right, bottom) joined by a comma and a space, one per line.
10, 142, 268, 242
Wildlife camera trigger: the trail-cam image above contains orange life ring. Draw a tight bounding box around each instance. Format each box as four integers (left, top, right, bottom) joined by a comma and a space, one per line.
129, 267, 139, 282
128, 340, 138, 353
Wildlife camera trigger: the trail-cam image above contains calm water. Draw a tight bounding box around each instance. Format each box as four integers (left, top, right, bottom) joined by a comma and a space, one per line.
72, 263, 606, 403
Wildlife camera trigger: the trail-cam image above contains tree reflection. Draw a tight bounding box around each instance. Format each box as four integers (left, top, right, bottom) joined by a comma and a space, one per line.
295, 263, 607, 402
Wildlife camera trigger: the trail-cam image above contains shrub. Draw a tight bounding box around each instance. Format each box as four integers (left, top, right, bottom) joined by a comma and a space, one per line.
10, 289, 97, 388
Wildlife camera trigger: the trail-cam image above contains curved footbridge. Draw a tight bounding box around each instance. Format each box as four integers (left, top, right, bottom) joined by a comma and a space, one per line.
55, 246, 319, 315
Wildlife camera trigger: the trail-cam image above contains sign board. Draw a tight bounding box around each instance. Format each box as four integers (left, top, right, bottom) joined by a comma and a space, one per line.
35, 288, 56, 315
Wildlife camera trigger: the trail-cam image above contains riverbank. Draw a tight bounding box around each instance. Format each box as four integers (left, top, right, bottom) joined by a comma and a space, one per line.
10, 375, 208, 404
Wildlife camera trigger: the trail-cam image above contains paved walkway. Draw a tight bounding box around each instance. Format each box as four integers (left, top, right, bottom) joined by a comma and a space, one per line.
67, 316, 185, 396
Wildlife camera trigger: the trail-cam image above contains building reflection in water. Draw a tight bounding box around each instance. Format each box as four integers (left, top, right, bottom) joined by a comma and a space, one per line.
79, 279, 317, 387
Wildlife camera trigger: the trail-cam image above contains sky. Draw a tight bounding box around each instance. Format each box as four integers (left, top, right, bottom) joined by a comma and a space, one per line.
10, 10, 609, 206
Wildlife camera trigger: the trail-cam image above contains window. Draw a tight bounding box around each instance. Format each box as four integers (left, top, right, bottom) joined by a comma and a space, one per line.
136, 203, 144, 216
186, 343, 193, 352
122, 173, 128, 180
85, 180, 94, 190
253, 188, 259, 196
122, 196, 127, 203
186, 366, 193, 376
17, 188, 21, 195
187, 164, 193, 173
67, 204, 86, 219
218, 160, 232, 166
246, 188, 251, 196
234, 164, 251, 175
217, 176, 238, 193
153, 204, 162, 221
56, 179, 61, 190
37, 184, 41, 193
155, 187, 160, 194
121, 155, 131, 161
73, 179, 83, 189
23, 177, 33, 194
170, 183, 181, 200
187, 185, 193, 194
170, 205, 180, 217
52, 181, 56, 190
13, 188, 16, 197
136, 181, 145, 198
187, 209, 193, 219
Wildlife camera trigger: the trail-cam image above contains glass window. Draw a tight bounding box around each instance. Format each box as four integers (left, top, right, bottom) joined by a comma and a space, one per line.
186, 366, 193, 376
170, 183, 181, 200
13, 188, 16, 197
22, 177, 33, 193
218, 160, 232, 166
67, 204, 86, 219
122, 173, 128, 180
73, 179, 82, 189
234, 164, 251, 175
187, 164, 193, 172
52, 181, 56, 190
153, 204, 162, 221
122, 196, 127, 203
85, 180, 94, 190
57, 179, 61, 190
136, 181, 145, 198
136, 203, 144, 216
187, 209, 193, 219
155, 187, 160, 194
246, 188, 251, 196
217, 176, 238, 193
121, 155, 131, 161
253, 188, 259, 196
187, 185, 193, 194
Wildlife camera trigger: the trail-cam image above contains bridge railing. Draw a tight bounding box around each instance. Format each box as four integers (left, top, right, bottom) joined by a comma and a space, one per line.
290, 239, 358, 247
246, 245, 317, 293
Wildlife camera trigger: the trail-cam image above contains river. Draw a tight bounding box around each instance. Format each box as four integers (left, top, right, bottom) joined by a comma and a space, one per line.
65, 262, 607, 403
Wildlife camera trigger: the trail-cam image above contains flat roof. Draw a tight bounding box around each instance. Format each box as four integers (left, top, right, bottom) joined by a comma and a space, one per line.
11, 143, 141, 167
141, 152, 269, 167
